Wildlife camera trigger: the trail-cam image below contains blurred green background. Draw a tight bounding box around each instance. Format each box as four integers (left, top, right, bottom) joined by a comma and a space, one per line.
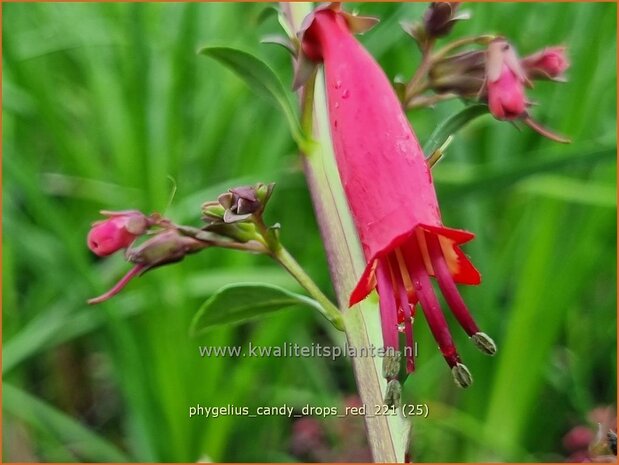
2, 2, 616, 462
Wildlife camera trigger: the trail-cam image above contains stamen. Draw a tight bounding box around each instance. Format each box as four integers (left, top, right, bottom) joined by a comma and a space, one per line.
425, 232, 480, 336
426, 232, 497, 356
392, 252, 415, 373
376, 258, 400, 354
394, 249, 414, 295
451, 363, 473, 388
471, 332, 497, 356
403, 239, 461, 368
382, 350, 401, 380
384, 379, 402, 409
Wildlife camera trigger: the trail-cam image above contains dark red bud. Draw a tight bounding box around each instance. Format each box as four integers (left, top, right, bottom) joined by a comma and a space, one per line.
424, 2, 469, 38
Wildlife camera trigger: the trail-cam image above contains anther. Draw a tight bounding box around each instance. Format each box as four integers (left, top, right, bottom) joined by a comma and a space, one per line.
451, 363, 473, 388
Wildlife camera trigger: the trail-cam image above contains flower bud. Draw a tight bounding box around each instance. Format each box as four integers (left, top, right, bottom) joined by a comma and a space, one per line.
88, 229, 205, 305
207, 183, 275, 224
423, 2, 469, 39
486, 39, 528, 120
205, 222, 259, 244
87, 210, 148, 257
126, 229, 204, 271
429, 50, 486, 97
220, 187, 259, 217
201, 201, 226, 223
255, 182, 275, 206
563, 426, 595, 452
521, 46, 569, 81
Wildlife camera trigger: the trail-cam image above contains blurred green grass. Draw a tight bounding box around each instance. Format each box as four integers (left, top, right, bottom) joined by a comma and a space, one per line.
2, 2, 616, 462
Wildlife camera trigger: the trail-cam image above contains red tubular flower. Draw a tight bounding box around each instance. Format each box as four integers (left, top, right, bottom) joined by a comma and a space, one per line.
300, 7, 495, 387
87, 210, 148, 256
486, 39, 528, 120
522, 46, 569, 81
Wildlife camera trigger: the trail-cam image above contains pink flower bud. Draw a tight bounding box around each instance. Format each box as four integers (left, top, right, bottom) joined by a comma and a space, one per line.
486, 39, 528, 120
563, 426, 595, 452
522, 46, 569, 81
87, 228, 204, 305
87, 210, 148, 256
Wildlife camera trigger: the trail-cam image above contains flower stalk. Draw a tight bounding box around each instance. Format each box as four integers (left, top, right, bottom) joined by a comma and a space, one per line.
272, 246, 345, 331
404, 39, 435, 103
87, 186, 345, 333
252, 215, 345, 330
397, 3, 570, 142
432, 34, 497, 60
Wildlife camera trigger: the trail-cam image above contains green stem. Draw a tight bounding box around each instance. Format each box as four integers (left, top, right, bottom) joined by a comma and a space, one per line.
175, 224, 268, 253
253, 215, 344, 330
404, 39, 435, 104
432, 34, 496, 60
406, 92, 459, 110
253, 216, 280, 252
273, 246, 345, 331
300, 68, 317, 136
282, 3, 411, 462
405, 35, 495, 106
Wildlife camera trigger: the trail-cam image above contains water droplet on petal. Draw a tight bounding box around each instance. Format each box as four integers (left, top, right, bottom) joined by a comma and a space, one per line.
396, 140, 408, 155
335, 102, 340, 109
335, 80, 342, 89
342, 89, 350, 99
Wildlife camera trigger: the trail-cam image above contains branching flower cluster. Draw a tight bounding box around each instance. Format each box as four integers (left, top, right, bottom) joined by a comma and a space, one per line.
86, 2, 572, 406
402, 2, 570, 141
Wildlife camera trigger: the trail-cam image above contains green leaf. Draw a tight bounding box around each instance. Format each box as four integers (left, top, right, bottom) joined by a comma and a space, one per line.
423, 104, 488, 154
437, 146, 615, 200
516, 174, 616, 208
3, 383, 131, 462
190, 283, 323, 336
198, 46, 306, 147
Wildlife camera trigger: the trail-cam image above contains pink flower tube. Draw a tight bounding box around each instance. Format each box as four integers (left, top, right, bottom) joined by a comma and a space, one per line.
486, 39, 528, 120
301, 7, 495, 387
